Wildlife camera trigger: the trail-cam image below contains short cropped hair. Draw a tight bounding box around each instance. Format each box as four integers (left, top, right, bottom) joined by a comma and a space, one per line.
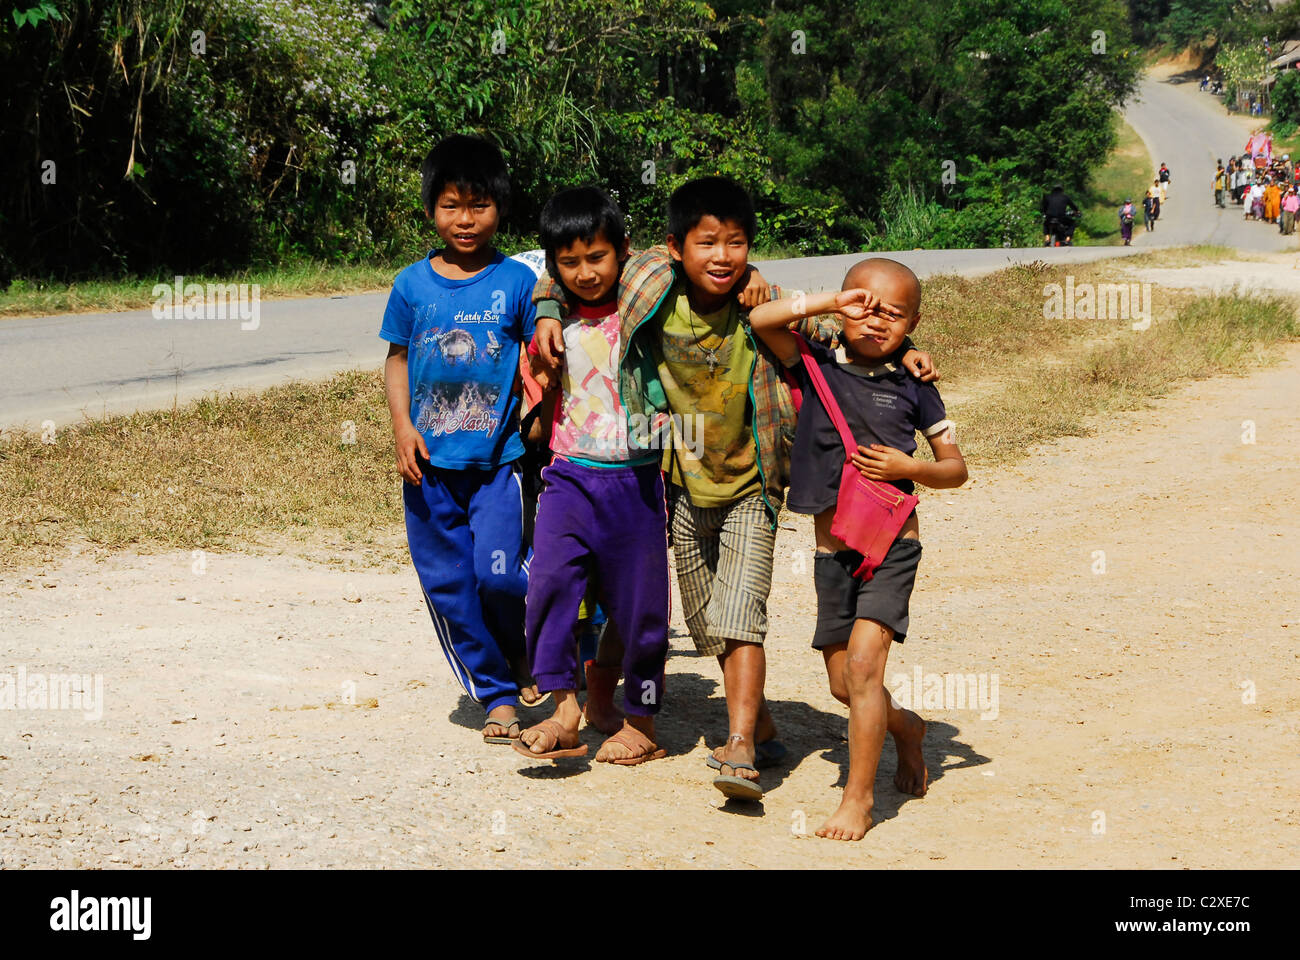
420, 134, 511, 216
538, 186, 626, 276
667, 176, 756, 244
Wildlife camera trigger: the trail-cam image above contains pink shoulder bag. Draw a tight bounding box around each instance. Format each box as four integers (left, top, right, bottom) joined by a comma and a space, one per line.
795, 335, 918, 580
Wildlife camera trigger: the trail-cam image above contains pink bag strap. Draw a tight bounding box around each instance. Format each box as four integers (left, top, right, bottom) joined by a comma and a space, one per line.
794, 334, 857, 460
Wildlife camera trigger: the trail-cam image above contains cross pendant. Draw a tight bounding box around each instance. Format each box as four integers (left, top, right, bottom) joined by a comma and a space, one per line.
704, 349, 719, 374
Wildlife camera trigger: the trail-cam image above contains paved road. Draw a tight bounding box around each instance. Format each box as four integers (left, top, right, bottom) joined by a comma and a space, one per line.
1, 293, 392, 433
1126, 74, 1297, 251
3, 71, 1292, 432
0, 246, 1144, 432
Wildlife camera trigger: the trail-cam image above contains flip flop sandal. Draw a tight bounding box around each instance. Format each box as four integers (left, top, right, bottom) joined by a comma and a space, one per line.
713, 762, 763, 801
512, 718, 588, 760
519, 689, 552, 708
706, 738, 788, 770
483, 717, 522, 744
596, 726, 667, 766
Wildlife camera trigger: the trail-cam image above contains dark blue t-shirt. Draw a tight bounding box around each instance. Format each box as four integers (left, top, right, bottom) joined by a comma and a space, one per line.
786, 337, 949, 514
380, 251, 538, 469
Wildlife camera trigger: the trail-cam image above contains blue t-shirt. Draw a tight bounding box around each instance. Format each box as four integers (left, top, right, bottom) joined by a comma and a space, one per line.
380, 250, 538, 469
786, 337, 950, 513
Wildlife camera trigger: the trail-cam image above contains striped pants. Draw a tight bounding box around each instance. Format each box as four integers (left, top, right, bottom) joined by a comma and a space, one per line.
403, 461, 529, 713
670, 491, 776, 656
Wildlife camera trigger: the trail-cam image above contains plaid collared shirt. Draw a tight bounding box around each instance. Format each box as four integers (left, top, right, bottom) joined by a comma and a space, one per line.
532, 250, 908, 527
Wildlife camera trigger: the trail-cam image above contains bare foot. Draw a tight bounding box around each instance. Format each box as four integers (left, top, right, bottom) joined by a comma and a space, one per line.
711, 702, 779, 766
518, 717, 581, 755
518, 695, 581, 755
891, 709, 928, 796
519, 684, 548, 707
815, 796, 873, 841
714, 734, 759, 783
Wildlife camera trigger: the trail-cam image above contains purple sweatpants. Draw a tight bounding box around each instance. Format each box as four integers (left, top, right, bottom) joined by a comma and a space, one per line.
525, 457, 670, 715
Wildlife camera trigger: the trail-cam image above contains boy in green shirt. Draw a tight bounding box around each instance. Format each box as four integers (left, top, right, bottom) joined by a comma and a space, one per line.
534, 178, 936, 799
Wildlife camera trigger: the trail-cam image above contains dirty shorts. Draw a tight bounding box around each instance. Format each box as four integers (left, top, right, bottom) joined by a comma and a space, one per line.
812, 537, 923, 649
670, 491, 775, 656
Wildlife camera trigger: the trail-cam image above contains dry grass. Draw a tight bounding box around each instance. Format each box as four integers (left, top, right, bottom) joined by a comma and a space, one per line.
1, 259, 1297, 571
1116, 245, 1244, 269
931, 282, 1298, 462
0, 370, 403, 569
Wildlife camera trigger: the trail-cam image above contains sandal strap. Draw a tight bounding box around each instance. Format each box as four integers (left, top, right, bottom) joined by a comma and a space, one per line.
718, 761, 758, 774
531, 717, 577, 751
606, 726, 657, 754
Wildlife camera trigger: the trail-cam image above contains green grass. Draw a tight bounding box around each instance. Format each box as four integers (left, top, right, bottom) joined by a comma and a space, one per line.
0, 261, 405, 319
1077, 113, 1155, 246
0, 229, 553, 319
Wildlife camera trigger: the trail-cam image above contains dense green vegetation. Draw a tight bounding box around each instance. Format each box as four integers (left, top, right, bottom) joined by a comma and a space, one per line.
1129, 1, 1272, 51
3, 0, 1142, 284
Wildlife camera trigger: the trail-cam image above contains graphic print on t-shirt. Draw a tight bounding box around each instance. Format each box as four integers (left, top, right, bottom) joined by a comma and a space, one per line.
380, 251, 537, 469
409, 303, 512, 439
552, 316, 624, 459
652, 292, 761, 506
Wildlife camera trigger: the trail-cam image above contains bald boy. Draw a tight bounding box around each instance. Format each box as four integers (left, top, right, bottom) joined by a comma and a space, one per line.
747, 258, 967, 841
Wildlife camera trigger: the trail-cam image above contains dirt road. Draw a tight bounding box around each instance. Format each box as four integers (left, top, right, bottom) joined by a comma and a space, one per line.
3, 333, 1297, 869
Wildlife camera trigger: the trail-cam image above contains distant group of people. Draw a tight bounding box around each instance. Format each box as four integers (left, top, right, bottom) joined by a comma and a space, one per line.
1119, 146, 1300, 243
1218, 133, 1300, 234
1117, 162, 1170, 246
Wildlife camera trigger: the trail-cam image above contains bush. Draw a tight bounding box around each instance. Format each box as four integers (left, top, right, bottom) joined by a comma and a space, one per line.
1, 0, 1142, 279
1273, 70, 1300, 125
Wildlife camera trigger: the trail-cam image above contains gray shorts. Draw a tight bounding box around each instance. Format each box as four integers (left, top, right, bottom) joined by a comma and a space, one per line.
812, 538, 923, 649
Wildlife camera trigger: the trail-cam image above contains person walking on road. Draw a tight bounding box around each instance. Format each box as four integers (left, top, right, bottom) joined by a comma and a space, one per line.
1143, 185, 1159, 232
1282, 187, 1298, 235
1119, 198, 1135, 245
1214, 160, 1227, 208
1248, 178, 1265, 220
1158, 163, 1171, 203
1264, 178, 1281, 224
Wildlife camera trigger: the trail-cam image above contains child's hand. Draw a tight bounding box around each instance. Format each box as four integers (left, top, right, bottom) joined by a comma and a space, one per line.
534, 317, 565, 367
393, 423, 430, 485
527, 345, 560, 393
835, 288, 881, 319
851, 444, 915, 483
901, 348, 939, 382
532, 364, 555, 393
736, 266, 772, 308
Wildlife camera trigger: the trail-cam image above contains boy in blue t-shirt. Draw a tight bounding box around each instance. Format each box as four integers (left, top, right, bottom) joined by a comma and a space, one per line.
379, 134, 538, 744
750, 258, 968, 841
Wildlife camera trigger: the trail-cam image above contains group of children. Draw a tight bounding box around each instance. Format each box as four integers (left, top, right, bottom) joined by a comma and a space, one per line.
380, 133, 968, 841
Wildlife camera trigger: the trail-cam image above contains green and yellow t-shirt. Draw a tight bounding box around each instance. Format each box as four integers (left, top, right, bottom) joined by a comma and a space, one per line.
650, 287, 762, 507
